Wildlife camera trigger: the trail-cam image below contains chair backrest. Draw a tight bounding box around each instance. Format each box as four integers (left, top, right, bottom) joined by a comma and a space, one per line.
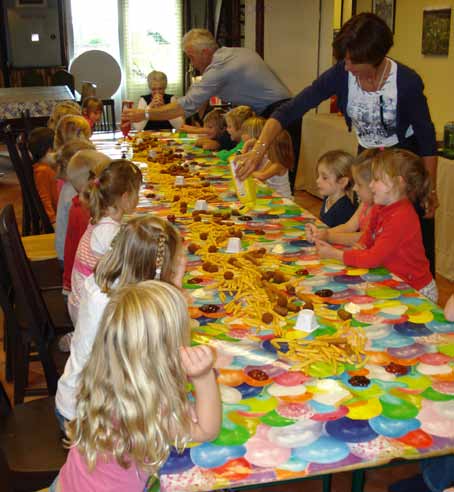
0, 125, 54, 235
51, 70, 75, 96
94, 99, 116, 135
0, 205, 56, 346
21, 70, 45, 87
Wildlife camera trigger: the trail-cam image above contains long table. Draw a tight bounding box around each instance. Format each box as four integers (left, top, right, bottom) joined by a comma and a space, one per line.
98, 134, 454, 492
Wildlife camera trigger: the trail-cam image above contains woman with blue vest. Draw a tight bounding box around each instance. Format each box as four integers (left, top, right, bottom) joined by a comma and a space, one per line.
237, 13, 438, 275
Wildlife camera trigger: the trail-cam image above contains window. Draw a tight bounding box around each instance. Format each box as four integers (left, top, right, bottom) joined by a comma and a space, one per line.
71, 0, 183, 103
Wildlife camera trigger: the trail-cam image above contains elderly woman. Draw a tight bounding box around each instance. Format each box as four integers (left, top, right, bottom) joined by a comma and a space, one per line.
237, 13, 438, 275
133, 70, 184, 131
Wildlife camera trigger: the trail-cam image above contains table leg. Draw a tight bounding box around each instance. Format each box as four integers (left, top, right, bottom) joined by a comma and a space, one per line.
322, 474, 332, 492
351, 470, 365, 492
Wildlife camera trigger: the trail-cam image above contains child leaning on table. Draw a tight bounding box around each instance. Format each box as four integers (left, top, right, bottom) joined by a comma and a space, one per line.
316, 150, 357, 227
62, 149, 111, 293
316, 148, 438, 303
56, 215, 187, 425
225, 105, 255, 145
28, 127, 58, 224
194, 108, 235, 151
306, 148, 380, 246
67, 159, 142, 324
55, 140, 96, 268
50, 281, 221, 492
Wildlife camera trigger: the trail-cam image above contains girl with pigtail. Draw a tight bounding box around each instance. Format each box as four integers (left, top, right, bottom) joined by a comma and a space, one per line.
67, 159, 142, 323
56, 215, 187, 427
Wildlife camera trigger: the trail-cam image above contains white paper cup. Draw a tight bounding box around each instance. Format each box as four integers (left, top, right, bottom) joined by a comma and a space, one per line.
226, 237, 241, 253
195, 199, 208, 211
295, 309, 318, 332
148, 150, 157, 159
175, 176, 185, 186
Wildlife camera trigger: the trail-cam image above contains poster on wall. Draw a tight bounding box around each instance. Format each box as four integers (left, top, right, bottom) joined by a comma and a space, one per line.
422, 8, 451, 56
372, 0, 396, 32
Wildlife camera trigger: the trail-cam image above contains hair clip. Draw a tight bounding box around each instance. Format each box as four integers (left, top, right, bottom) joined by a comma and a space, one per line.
154, 266, 162, 280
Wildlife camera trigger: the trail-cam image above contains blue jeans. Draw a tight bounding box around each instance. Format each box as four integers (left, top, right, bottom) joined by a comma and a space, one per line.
422, 456, 454, 492
55, 406, 69, 434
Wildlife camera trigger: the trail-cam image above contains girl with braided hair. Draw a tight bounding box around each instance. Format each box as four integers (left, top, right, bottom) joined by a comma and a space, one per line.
56, 215, 186, 427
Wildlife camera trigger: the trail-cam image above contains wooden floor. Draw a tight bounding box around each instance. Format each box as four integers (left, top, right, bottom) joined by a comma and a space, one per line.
0, 153, 452, 492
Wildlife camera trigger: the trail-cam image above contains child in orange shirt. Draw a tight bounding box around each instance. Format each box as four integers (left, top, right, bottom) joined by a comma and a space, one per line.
28, 127, 58, 224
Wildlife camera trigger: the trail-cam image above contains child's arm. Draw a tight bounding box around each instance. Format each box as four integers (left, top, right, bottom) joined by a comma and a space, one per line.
445, 294, 454, 322
34, 166, 57, 223
180, 345, 221, 442
202, 139, 221, 151
180, 124, 210, 135
252, 161, 285, 181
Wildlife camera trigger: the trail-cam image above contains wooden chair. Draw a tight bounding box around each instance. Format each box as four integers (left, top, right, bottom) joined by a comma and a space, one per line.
93, 99, 116, 135
50, 70, 75, 96
0, 125, 53, 235
21, 70, 45, 87
0, 382, 67, 492
0, 205, 72, 404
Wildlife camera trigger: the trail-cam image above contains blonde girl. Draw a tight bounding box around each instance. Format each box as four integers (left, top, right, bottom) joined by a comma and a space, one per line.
316, 150, 356, 227
67, 159, 142, 323
48, 101, 82, 131
55, 140, 96, 264
52, 281, 221, 492
57, 215, 187, 423
54, 114, 92, 150
317, 149, 437, 302
225, 105, 255, 142
307, 148, 380, 245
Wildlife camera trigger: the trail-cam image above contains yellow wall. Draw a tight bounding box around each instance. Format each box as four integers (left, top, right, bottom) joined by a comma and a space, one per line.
389, 0, 454, 136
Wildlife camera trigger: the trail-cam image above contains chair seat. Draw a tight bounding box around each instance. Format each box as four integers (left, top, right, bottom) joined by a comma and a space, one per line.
0, 397, 67, 474
22, 234, 57, 262
31, 259, 62, 290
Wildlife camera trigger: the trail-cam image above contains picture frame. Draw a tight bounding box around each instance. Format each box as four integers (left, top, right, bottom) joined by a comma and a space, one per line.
373, 0, 396, 33
422, 8, 451, 56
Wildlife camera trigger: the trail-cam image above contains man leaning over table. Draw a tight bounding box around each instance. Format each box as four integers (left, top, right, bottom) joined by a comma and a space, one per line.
121, 28, 301, 190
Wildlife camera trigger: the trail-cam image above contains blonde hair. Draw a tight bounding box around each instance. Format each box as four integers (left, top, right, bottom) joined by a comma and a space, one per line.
66, 280, 192, 476
48, 101, 82, 131
241, 116, 265, 140
54, 114, 92, 150
203, 109, 226, 135
317, 150, 354, 195
182, 28, 218, 52
67, 150, 111, 191
95, 215, 183, 295
84, 159, 143, 223
225, 106, 255, 130
55, 139, 96, 179
371, 148, 432, 207
353, 148, 381, 184
82, 97, 103, 114
147, 71, 167, 89
268, 130, 294, 170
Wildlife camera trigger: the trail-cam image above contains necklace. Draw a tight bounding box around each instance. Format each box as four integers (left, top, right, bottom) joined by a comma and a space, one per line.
357, 58, 389, 92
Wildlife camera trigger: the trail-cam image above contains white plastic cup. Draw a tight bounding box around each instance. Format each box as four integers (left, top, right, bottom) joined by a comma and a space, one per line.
226, 237, 241, 253
148, 150, 157, 159
195, 199, 208, 211
175, 175, 185, 186
295, 309, 318, 332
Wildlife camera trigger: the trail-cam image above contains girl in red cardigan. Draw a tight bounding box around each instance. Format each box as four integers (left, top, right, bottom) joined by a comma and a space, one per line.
316, 148, 437, 303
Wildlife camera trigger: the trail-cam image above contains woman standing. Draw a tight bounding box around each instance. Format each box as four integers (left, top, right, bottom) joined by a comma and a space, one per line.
237, 13, 438, 275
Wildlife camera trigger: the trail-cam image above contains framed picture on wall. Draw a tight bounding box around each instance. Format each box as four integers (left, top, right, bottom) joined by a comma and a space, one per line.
373, 0, 396, 33
422, 9, 451, 56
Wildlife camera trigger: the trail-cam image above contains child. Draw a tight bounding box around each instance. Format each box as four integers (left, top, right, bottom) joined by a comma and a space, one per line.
55, 140, 96, 267
54, 114, 92, 150
63, 150, 111, 293
56, 214, 187, 423
48, 101, 82, 131
52, 280, 221, 491
306, 149, 380, 245
67, 159, 142, 323
81, 97, 103, 131
254, 131, 293, 200
225, 105, 255, 144
28, 127, 58, 223
316, 150, 357, 227
316, 149, 438, 302
194, 109, 235, 151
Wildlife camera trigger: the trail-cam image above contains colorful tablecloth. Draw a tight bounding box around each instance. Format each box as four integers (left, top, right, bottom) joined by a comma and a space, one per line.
98, 134, 454, 492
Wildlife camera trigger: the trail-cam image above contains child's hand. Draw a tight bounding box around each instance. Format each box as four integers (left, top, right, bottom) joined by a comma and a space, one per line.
306, 223, 327, 242
316, 239, 342, 260
241, 138, 256, 154
180, 345, 214, 379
